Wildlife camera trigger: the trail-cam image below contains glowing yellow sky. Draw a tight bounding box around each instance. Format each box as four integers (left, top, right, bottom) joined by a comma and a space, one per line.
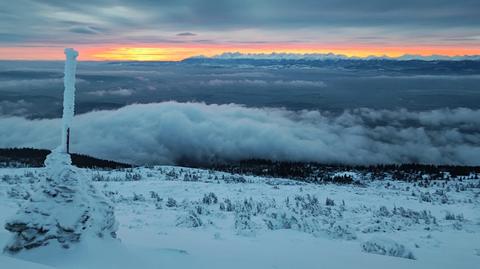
1, 44, 480, 61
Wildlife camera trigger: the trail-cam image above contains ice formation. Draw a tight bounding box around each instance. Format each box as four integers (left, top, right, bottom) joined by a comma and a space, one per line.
4, 49, 118, 253
61, 48, 78, 153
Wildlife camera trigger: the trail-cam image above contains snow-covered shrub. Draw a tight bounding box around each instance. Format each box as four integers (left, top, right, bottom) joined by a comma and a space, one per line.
91, 173, 106, 181
263, 194, 347, 237
164, 170, 177, 181
102, 190, 118, 199
183, 173, 199, 182
193, 204, 210, 216
125, 172, 142, 181
7, 186, 30, 200
176, 209, 203, 228
23, 172, 38, 184
219, 198, 234, 212
328, 223, 357, 240
166, 198, 177, 208
445, 212, 456, 220
362, 237, 415, 260
290, 194, 341, 219
240, 198, 255, 215
392, 207, 437, 225
364, 205, 438, 233
150, 191, 161, 201
224, 175, 247, 184
202, 192, 218, 205
328, 175, 354, 184
264, 210, 300, 230
264, 207, 324, 236
325, 197, 335, 206
155, 201, 163, 209
420, 192, 432, 202
375, 206, 391, 217
1, 174, 21, 184
1, 174, 12, 183
23, 171, 35, 177
445, 211, 464, 222
133, 193, 146, 202
434, 189, 444, 196
234, 202, 256, 236
292, 194, 319, 214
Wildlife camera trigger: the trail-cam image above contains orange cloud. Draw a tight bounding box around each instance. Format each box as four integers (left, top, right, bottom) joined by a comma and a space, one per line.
1, 43, 480, 61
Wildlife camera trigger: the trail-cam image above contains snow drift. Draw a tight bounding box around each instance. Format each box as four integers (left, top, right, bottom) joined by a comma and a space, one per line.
0, 102, 479, 165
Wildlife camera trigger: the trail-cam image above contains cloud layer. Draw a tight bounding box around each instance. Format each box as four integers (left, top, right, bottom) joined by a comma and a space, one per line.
1, 101, 479, 166
0, 0, 479, 49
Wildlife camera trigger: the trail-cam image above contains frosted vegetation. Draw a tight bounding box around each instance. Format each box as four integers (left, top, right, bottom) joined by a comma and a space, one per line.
1, 165, 479, 268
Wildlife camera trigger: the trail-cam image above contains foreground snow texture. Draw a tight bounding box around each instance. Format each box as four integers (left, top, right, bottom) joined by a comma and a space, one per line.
1, 166, 479, 268
3, 151, 117, 252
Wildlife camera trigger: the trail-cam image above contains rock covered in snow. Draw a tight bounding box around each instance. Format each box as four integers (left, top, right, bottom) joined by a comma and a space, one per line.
3, 150, 118, 253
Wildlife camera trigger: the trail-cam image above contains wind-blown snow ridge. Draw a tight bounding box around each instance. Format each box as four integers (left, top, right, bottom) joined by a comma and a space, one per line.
190, 52, 480, 61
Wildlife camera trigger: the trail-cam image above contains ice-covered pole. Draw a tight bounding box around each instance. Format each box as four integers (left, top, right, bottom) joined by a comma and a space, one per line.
61, 48, 79, 153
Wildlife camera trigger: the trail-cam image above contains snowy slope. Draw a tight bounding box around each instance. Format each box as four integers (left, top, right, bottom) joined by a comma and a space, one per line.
0, 166, 479, 269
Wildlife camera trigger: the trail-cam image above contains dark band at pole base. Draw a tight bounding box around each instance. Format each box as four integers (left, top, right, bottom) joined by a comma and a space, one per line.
66, 128, 70, 154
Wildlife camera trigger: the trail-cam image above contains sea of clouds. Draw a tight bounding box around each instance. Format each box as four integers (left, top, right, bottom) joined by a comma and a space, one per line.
1, 101, 479, 166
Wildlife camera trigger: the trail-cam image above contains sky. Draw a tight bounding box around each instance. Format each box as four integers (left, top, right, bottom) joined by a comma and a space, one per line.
0, 0, 479, 61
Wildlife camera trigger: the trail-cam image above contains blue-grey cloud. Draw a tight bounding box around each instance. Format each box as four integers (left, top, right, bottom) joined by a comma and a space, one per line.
0, 100, 32, 116
1, 60, 480, 119
0, 102, 479, 165
69, 26, 102, 35
177, 32, 196, 37
203, 79, 326, 88
0, 0, 479, 46
87, 88, 133, 97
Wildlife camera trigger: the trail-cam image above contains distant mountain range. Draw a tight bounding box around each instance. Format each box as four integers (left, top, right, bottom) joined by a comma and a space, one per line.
188, 52, 480, 61
182, 53, 480, 75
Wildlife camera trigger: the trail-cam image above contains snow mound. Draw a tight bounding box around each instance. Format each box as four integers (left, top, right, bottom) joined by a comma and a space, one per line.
4, 150, 118, 253
361, 236, 415, 260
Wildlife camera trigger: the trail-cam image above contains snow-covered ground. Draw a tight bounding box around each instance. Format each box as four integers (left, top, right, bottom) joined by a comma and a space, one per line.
0, 166, 479, 269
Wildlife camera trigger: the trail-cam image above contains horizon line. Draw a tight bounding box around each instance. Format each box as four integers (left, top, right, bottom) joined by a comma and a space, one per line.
1, 51, 480, 62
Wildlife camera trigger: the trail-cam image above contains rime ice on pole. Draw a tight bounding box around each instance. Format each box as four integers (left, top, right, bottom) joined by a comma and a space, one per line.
4, 48, 118, 253
61, 48, 78, 153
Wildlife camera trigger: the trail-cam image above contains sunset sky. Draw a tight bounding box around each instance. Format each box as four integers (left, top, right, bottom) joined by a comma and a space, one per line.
0, 0, 479, 61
